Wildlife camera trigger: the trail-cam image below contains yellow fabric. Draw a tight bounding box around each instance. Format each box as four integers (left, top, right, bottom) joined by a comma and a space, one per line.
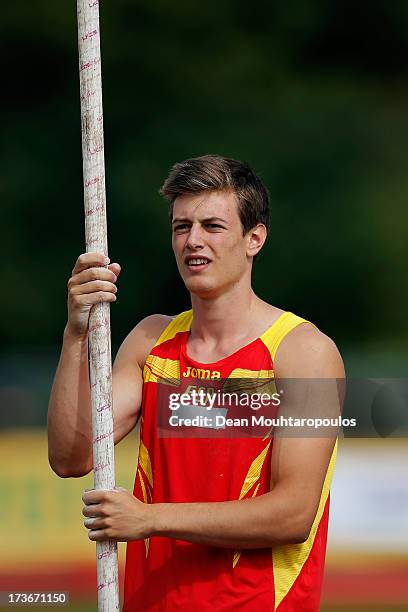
138, 443, 153, 558
223, 368, 276, 397
228, 368, 274, 379
232, 442, 272, 568
138, 440, 153, 489
238, 441, 272, 501
232, 551, 241, 568
142, 311, 193, 383
153, 309, 193, 347
138, 469, 150, 557
260, 312, 311, 361
272, 441, 338, 610
143, 354, 180, 383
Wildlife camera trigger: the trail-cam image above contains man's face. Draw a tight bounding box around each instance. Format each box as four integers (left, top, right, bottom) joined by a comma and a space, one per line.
171, 189, 252, 298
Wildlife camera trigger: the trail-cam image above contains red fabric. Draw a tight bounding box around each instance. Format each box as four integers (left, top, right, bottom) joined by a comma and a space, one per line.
124, 330, 329, 611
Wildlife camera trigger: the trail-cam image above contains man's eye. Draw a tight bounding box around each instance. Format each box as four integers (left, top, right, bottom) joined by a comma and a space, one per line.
174, 224, 189, 232
206, 224, 223, 230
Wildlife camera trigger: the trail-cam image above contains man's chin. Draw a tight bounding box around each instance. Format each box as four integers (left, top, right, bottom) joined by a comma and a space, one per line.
184, 278, 217, 298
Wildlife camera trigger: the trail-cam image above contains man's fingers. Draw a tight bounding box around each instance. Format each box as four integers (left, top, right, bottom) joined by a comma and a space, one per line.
82, 503, 104, 518
82, 488, 101, 503
68, 267, 117, 288
82, 490, 95, 504
108, 262, 121, 277
82, 488, 114, 504
67, 258, 121, 330
88, 529, 108, 541
71, 292, 117, 307
84, 517, 105, 529
72, 252, 109, 275
69, 280, 117, 296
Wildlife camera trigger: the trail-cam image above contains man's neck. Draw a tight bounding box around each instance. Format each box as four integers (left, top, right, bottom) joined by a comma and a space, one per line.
190, 282, 262, 345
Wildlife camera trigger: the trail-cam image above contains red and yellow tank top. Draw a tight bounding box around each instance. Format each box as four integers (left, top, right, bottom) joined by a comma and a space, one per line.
123, 310, 337, 611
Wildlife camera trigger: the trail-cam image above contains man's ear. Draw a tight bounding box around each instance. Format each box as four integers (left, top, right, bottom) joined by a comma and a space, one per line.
246, 224, 267, 258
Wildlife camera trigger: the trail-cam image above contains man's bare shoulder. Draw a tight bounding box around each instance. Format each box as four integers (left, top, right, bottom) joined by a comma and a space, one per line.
136, 314, 175, 338
115, 314, 173, 369
274, 321, 345, 379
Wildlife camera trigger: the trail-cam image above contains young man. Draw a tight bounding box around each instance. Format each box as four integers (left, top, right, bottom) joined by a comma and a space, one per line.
48, 155, 344, 611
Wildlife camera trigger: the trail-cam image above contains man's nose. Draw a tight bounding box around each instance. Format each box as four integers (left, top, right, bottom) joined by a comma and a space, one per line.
186, 223, 204, 249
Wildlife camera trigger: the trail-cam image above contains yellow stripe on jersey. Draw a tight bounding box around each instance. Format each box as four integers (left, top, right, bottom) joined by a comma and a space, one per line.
228, 368, 274, 379
272, 441, 338, 610
224, 368, 276, 396
233, 442, 272, 568
238, 441, 272, 500
153, 309, 193, 348
232, 551, 240, 568
260, 312, 312, 361
137, 469, 150, 558
143, 354, 180, 383
138, 440, 153, 489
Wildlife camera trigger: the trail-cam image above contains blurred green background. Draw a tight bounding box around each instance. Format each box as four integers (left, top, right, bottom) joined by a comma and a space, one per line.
2, 0, 408, 355
1, 0, 407, 609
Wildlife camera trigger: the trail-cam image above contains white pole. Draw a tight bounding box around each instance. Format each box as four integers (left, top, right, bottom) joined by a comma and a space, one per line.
76, 1, 120, 610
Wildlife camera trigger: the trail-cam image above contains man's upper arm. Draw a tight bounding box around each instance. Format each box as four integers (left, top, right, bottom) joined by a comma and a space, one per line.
112, 314, 172, 444
270, 325, 345, 539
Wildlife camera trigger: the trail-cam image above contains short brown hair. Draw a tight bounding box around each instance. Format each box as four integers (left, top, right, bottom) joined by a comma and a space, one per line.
159, 154, 270, 235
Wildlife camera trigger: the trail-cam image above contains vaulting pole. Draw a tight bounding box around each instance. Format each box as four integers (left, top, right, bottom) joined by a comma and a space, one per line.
76, 1, 119, 610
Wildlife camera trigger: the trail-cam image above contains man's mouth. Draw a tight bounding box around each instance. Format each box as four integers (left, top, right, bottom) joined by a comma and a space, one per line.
185, 256, 211, 270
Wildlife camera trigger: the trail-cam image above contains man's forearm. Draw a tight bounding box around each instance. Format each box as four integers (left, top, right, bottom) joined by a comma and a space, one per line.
47, 327, 93, 477
151, 488, 310, 548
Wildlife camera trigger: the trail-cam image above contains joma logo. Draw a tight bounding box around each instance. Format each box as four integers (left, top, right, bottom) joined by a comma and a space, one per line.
182, 366, 221, 380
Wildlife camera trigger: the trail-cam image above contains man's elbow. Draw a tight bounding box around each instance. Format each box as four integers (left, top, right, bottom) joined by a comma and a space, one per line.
293, 526, 312, 544
269, 513, 313, 546
289, 513, 314, 544
48, 453, 92, 479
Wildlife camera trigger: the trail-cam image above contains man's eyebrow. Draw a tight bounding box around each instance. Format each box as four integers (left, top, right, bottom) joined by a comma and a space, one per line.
171, 217, 191, 225
202, 216, 228, 224
171, 216, 228, 225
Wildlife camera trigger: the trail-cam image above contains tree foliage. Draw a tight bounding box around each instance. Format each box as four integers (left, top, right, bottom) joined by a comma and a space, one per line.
1, 0, 407, 348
